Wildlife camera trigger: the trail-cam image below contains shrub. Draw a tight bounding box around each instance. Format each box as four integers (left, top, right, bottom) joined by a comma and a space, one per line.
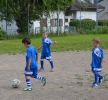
0, 28, 6, 40
81, 19, 96, 30
69, 19, 96, 30
69, 20, 80, 29
98, 20, 108, 26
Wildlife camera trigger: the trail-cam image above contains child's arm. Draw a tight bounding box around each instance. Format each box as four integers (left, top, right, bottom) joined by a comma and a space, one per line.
27, 58, 31, 71
51, 41, 57, 44
38, 45, 42, 50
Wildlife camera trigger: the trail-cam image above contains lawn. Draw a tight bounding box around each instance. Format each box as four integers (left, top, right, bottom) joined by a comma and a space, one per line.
0, 34, 108, 54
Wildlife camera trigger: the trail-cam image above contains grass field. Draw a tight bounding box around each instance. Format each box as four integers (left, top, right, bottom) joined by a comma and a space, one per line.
0, 34, 108, 54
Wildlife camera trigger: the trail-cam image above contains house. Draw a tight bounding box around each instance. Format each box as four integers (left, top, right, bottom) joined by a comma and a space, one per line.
34, 0, 104, 33
98, 0, 108, 20
0, 0, 104, 34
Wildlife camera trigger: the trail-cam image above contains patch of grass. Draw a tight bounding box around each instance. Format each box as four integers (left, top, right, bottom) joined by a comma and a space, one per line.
103, 74, 108, 83
60, 86, 63, 88
77, 82, 83, 86
74, 91, 78, 93
0, 34, 108, 54
75, 74, 83, 80
85, 70, 90, 72
104, 86, 108, 89
100, 85, 108, 90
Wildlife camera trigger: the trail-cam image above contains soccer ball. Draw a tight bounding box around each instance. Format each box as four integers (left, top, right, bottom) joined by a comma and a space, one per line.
12, 79, 20, 88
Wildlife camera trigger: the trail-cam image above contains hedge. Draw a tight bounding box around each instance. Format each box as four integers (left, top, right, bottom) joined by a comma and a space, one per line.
69, 19, 96, 30
0, 28, 6, 40
98, 20, 108, 26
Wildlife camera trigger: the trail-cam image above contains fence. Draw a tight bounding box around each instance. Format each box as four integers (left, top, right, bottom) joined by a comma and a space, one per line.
34, 26, 76, 34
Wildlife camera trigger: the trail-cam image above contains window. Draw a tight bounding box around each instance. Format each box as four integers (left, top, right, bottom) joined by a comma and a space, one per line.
50, 19, 63, 26
70, 19, 73, 21
40, 19, 47, 27
65, 19, 68, 22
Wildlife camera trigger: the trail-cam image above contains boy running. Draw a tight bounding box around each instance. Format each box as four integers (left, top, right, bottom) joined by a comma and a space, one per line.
38, 31, 57, 72
22, 37, 46, 91
91, 38, 104, 87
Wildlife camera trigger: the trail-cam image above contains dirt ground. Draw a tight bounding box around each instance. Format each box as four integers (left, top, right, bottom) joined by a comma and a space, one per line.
0, 51, 108, 100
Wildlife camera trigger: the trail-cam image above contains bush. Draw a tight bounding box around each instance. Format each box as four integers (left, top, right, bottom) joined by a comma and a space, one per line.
81, 19, 96, 30
69, 19, 96, 30
0, 28, 6, 40
98, 20, 108, 26
69, 20, 80, 29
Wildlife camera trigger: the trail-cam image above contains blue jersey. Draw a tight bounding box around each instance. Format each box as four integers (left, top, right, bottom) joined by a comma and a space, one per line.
42, 37, 53, 54
26, 45, 38, 68
91, 46, 104, 68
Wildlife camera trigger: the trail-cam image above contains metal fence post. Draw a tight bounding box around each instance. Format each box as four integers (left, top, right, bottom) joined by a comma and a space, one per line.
96, 0, 98, 30
57, 7, 59, 36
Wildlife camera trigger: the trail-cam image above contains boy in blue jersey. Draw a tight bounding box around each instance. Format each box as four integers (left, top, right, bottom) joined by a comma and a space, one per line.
91, 38, 104, 87
38, 31, 57, 72
22, 37, 46, 91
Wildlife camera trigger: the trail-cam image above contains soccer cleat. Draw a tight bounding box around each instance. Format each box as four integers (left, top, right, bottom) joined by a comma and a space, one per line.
38, 68, 44, 71
23, 87, 32, 91
50, 68, 54, 72
99, 77, 104, 84
41, 77, 46, 86
92, 83, 98, 87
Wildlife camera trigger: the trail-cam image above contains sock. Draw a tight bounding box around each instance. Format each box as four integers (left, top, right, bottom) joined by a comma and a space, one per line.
26, 79, 31, 88
50, 61, 54, 69
35, 75, 42, 81
97, 73, 103, 78
94, 73, 98, 84
40, 61, 44, 68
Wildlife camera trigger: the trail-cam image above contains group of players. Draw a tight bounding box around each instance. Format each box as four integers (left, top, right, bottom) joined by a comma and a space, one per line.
22, 31, 104, 91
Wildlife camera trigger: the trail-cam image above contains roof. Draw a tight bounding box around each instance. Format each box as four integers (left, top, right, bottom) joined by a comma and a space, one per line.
67, 0, 105, 11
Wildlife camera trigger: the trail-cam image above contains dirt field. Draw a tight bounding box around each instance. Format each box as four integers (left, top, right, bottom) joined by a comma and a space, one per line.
0, 51, 108, 100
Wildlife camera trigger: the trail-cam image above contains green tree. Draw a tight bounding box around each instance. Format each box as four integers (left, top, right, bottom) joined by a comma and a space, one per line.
0, 0, 74, 34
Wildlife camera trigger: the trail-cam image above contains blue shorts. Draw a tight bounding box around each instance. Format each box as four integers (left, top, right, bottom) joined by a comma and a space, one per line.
91, 67, 102, 73
41, 53, 51, 60
24, 67, 38, 77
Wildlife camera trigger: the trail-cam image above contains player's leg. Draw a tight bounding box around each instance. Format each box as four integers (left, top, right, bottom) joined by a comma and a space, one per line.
48, 60, 54, 72
39, 54, 45, 71
23, 67, 32, 91
91, 67, 99, 87
32, 67, 46, 86
46, 54, 54, 72
97, 73, 104, 84
40, 59, 44, 70
92, 72, 98, 87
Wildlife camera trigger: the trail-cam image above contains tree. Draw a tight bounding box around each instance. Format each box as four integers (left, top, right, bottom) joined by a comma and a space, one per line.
0, 0, 75, 34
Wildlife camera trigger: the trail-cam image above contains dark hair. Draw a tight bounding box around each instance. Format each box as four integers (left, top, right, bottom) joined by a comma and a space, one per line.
92, 38, 100, 43
22, 37, 31, 44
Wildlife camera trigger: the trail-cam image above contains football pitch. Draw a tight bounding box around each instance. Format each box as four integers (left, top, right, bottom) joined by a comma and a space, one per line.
0, 51, 108, 100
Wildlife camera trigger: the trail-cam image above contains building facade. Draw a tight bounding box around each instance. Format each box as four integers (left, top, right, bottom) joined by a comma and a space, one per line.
0, 0, 105, 34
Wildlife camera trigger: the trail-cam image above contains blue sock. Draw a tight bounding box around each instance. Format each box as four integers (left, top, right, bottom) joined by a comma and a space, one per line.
40, 61, 44, 68
26, 79, 31, 88
97, 73, 103, 78
94, 73, 98, 84
50, 61, 54, 68
35, 75, 42, 81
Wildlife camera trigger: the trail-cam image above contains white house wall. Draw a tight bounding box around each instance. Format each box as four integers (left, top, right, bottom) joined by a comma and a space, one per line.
76, 11, 96, 21
33, 11, 65, 33
0, 11, 97, 34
